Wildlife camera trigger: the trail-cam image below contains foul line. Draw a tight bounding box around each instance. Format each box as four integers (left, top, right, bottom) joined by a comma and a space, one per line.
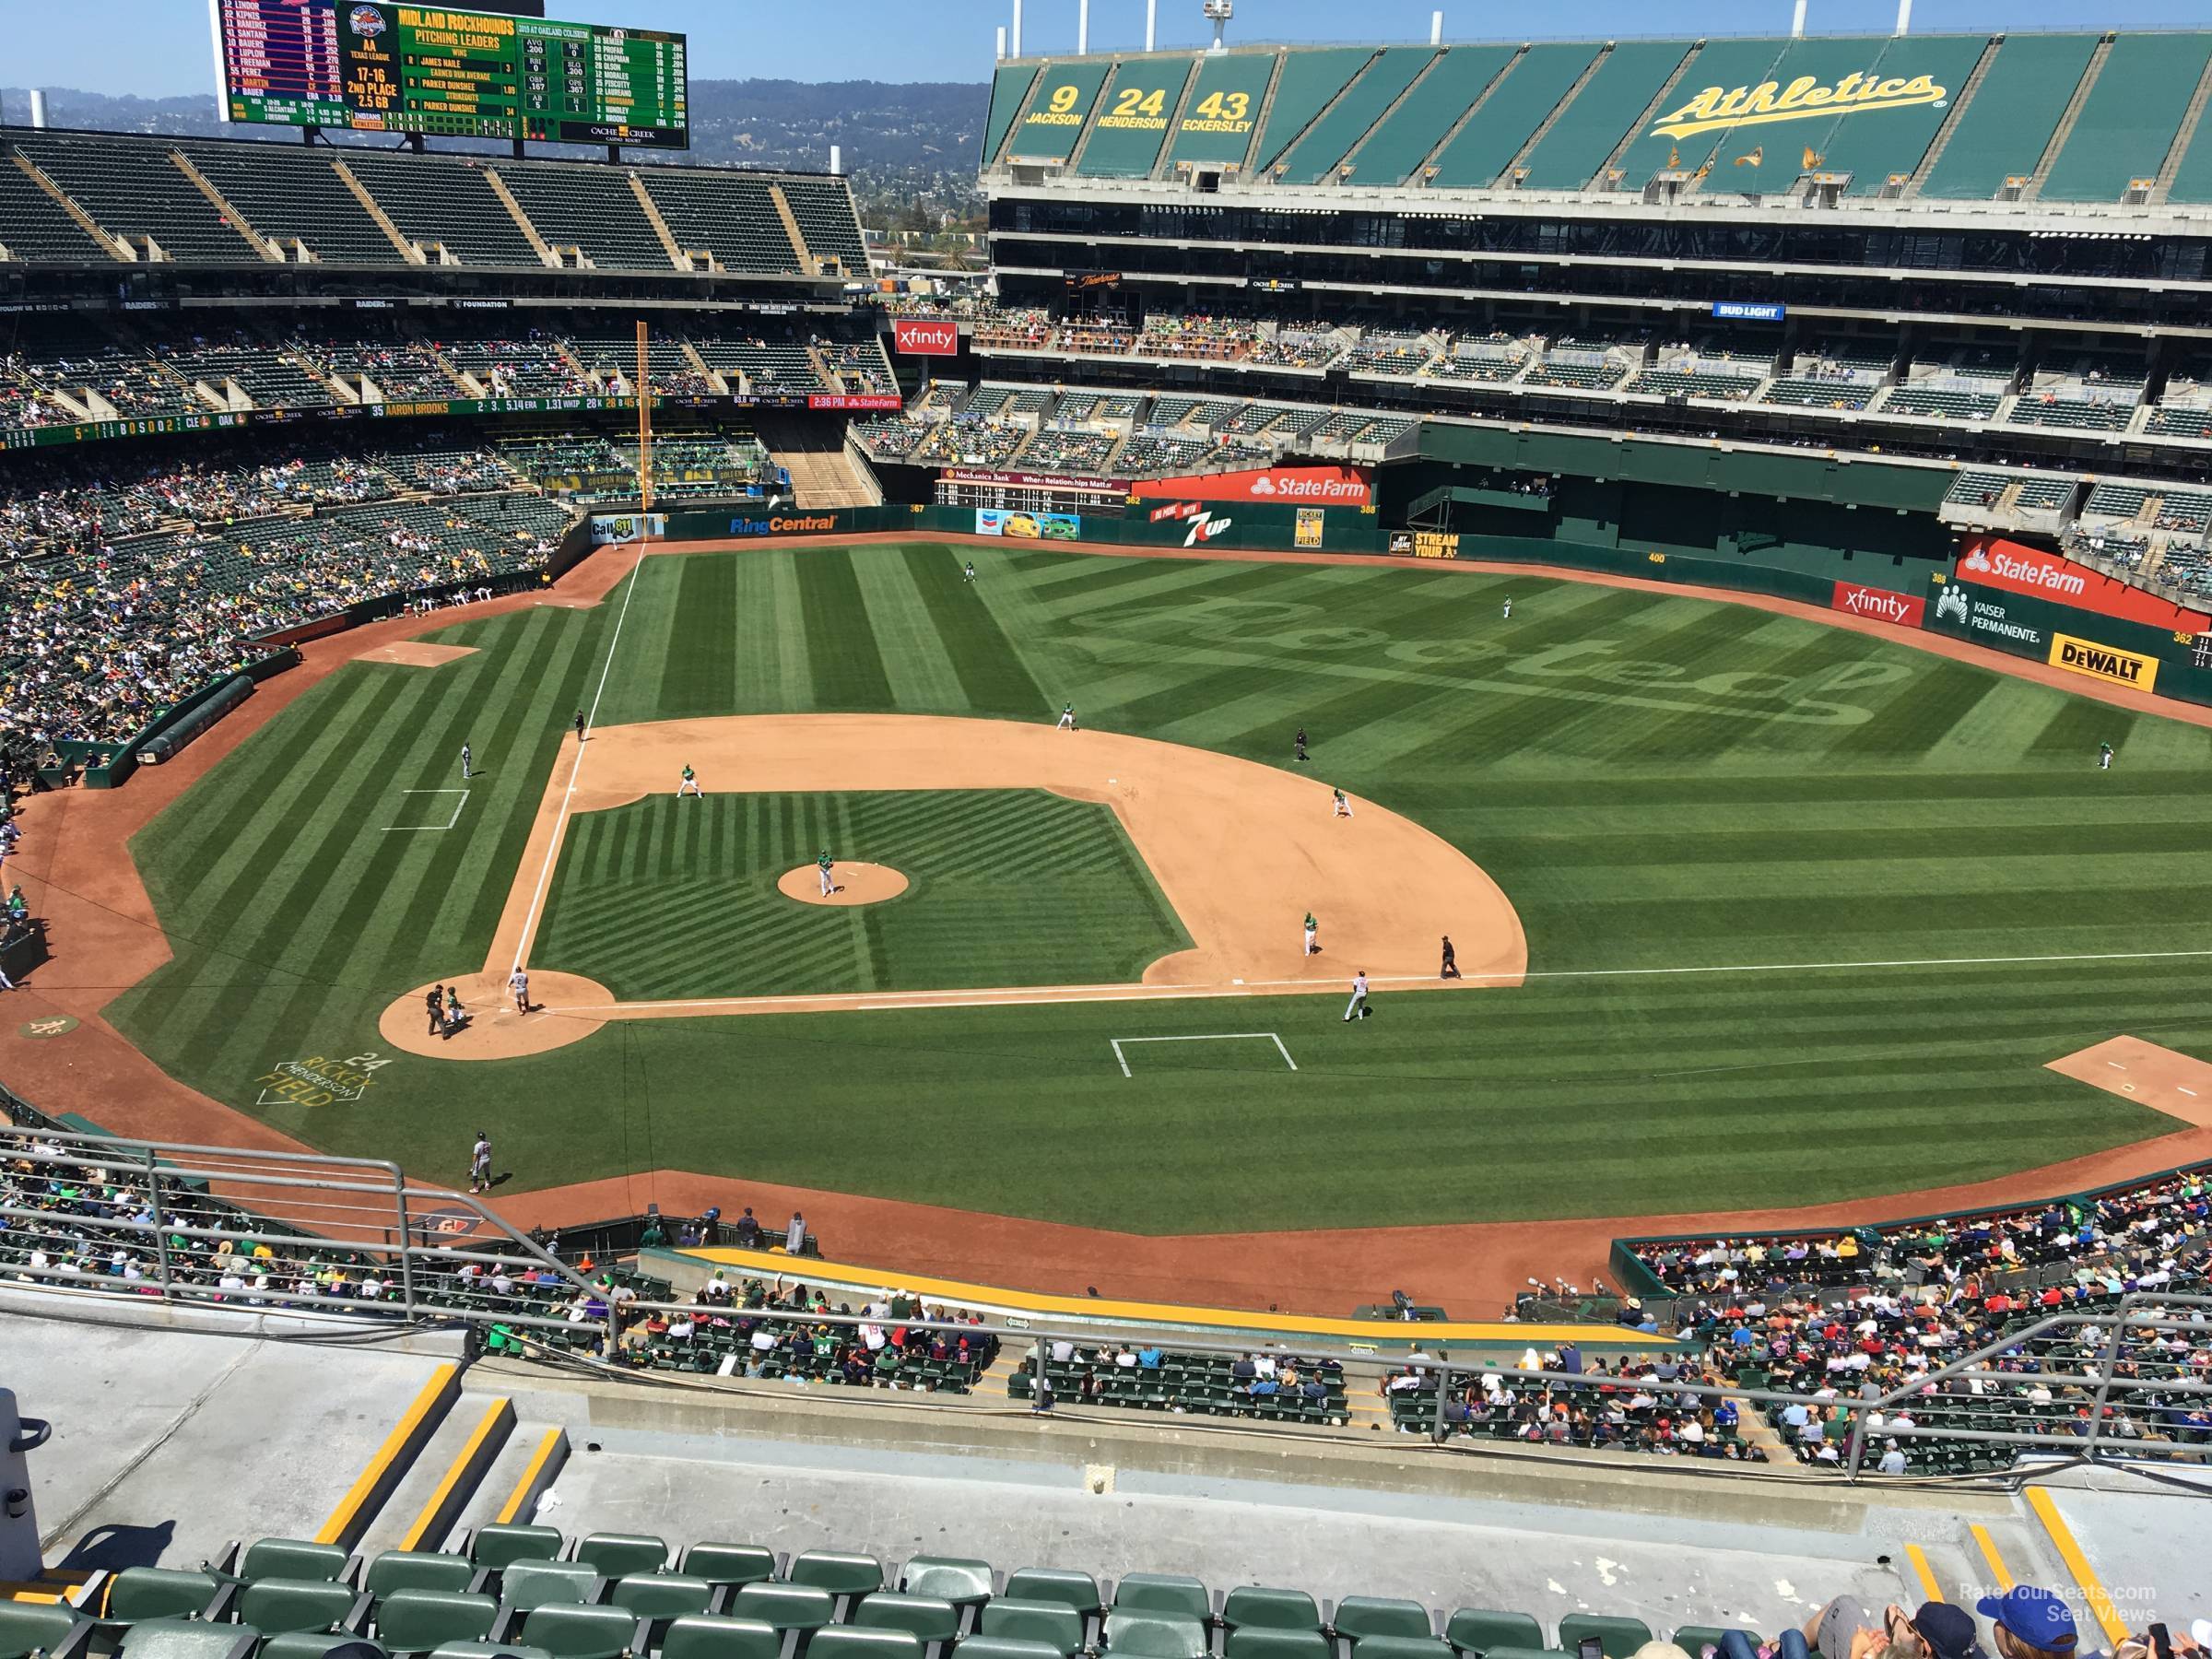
1110, 1031, 1297, 1078
510, 546, 648, 976
384, 788, 468, 832
1424, 946, 2212, 987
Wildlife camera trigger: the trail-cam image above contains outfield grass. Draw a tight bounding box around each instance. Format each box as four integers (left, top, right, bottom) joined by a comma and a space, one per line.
102, 543, 2212, 1229
533, 789, 1189, 999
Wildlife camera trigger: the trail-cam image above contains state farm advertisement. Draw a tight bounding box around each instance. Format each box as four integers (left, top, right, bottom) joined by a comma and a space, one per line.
1830, 581, 1925, 628
1132, 465, 1372, 508
891, 318, 959, 357
1956, 536, 2209, 631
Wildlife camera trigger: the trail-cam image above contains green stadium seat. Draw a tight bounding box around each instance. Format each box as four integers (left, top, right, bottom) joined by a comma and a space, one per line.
677, 1547, 779, 1594
0, 1601, 87, 1659
899, 1561, 993, 1609
608, 1576, 712, 1623
787, 1554, 883, 1598
519, 1605, 641, 1659
1446, 1612, 1546, 1655
499, 1563, 599, 1613
1226, 1634, 1332, 1659
469, 1527, 564, 1572
945, 1642, 1063, 1659
572, 1537, 669, 1580
1222, 1591, 1323, 1634
659, 1618, 782, 1659
1001, 1574, 1100, 1620
107, 1570, 224, 1626
1354, 1640, 1453, 1659
235, 1581, 357, 1637
1111, 1579, 1209, 1623
1103, 1612, 1209, 1659
853, 1594, 961, 1642
365, 1557, 477, 1600
728, 1585, 834, 1633
1557, 1619, 1653, 1659
811, 1630, 924, 1659
1333, 1601, 1431, 1643
117, 1622, 256, 1659
978, 1602, 1087, 1657
237, 1542, 350, 1585
426, 1646, 551, 1659
260, 1636, 384, 1659
1477, 1647, 1566, 1659
371, 1590, 497, 1654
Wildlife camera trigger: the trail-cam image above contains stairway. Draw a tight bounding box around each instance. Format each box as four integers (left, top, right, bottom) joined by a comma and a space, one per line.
2153, 53, 2212, 201
2024, 37, 2112, 201
1907, 36, 2003, 194
757, 415, 880, 509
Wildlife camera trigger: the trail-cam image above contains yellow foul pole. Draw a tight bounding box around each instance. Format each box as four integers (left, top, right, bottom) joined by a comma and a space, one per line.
636, 320, 653, 535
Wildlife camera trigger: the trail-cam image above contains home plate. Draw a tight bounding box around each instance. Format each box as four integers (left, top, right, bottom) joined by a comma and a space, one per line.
2046, 1036, 2212, 1128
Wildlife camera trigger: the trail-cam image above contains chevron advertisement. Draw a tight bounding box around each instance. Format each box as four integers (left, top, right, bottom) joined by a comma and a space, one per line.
1132, 465, 1372, 507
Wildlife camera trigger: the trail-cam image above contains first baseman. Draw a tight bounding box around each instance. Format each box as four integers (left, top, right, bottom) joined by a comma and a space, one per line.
818, 849, 835, 896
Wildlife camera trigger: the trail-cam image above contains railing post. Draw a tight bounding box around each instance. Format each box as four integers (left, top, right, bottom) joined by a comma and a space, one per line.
2082, 1296, 2133, 1465
394, 1174, 418, 1322
1032, 1337, 1049, 1410
146, 1145, 172, 1300
1430, 1359, 1453, 1444
1843, 1395, 1871, 1483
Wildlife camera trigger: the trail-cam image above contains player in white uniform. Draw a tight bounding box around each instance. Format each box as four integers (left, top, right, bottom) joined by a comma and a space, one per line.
1344, 971, 1371, 1022
508, 968, 530, 1014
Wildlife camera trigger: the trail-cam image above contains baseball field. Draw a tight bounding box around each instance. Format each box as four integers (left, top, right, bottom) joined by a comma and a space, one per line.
98, 539, 2212, 1234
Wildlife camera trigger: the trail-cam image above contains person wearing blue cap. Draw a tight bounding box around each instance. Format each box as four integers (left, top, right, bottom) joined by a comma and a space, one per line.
1978, 1588, 2078, 1659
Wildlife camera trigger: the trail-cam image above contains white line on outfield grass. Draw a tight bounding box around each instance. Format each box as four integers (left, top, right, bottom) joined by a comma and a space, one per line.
511, 544, 648, 976
1110, 1032, 1297, 1078
541, 947, 2212, 1018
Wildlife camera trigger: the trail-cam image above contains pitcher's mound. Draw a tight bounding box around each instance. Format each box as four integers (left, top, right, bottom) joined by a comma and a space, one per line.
379, 970, 615, 1061
777, 863, 910, 907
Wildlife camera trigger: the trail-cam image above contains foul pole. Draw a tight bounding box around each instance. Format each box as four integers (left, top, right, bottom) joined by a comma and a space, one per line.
636, 319, 653, 535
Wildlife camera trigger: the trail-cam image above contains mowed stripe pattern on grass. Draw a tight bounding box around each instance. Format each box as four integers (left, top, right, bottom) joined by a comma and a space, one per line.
530, 788, 1192, 1001
104, 544, 2212, 1226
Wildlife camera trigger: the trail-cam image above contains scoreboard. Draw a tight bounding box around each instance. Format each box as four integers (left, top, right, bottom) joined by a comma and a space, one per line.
215, 1, 688, 147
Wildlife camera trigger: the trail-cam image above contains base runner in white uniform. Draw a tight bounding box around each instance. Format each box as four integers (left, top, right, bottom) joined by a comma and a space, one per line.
1344, 971, 1371, 1021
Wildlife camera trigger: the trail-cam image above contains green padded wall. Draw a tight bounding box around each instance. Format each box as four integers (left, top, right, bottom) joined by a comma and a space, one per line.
1164, 53, 1277, 170
985, 65, 1041, 165
1919, 33, 2098, 199
1253, 48, 1377, 172
1822, 34, 1990, 195
1008, 60, 1112, 164
1429, 43, 1598, 190
1276, 48, 1436, 184
2041, 33, 2212, 202
1614, 38, 1792, 187
1347, 45, 1514, 185
1077, 60, 1197, 178
1515, 41, 1694, 190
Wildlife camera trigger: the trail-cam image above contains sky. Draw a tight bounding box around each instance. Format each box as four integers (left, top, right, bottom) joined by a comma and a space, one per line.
6, 0, 2212, 98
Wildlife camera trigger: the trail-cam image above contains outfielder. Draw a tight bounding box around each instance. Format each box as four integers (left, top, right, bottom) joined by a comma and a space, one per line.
460, 741, 473, 781
1331, 787, 1354, 818
1056, 703, 1077, 731
678, 764, 703, 797
1502, 597, 1513, 620
818, 849, 835, 896
1344, 971, 1371, 1022
2099, 741, 2114, 771
963, 560, 977, 583
1303, 912, 1319, 957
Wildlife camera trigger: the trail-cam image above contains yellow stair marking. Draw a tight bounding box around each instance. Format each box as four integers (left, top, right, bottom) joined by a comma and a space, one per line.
2025, 1488, 2128, 1648
314, 1363, 458, 1548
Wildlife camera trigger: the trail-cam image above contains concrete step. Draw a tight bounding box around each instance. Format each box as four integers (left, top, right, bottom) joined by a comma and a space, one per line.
454, 1418, 570, 1539
355, 1390, 516, 1558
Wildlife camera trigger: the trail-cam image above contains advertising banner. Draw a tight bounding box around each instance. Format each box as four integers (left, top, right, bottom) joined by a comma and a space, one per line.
806, 393, 903, 412
976, 508, 1080, 540
1926, 578, 2048, 656
1406, 532, 1462, 559
1956, 536, 2210, 632
891, 319, 959, 358
943, 467, 1120, 492
1830, 580, 1925, 628
1294, 508, 1324, 549
1132, 464, 1373, 508
588, 512, 666, 545
2049, 632, 2159, 694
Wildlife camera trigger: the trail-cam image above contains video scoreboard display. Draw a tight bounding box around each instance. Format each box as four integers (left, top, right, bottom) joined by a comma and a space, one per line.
215, 1, 688, 147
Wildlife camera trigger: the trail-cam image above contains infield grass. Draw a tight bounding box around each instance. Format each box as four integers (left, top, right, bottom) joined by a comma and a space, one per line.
102, 542, 2212, 1229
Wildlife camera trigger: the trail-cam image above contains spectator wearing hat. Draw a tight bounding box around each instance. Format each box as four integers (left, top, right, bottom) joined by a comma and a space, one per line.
1978, 1589, 2078, 1659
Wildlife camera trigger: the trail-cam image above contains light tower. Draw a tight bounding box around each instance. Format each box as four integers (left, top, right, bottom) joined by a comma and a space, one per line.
1203, 0, 1233, 53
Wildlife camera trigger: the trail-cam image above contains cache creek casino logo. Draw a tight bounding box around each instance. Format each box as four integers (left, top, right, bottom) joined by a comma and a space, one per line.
1651, 70, 1947, 140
